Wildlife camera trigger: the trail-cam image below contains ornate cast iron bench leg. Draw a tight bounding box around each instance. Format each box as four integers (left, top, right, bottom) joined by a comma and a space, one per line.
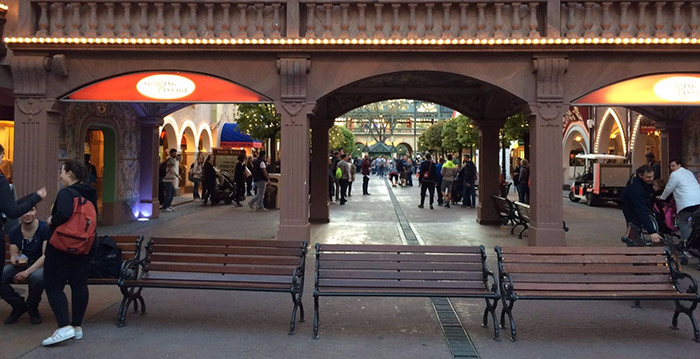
499, 297, 517, 341
289, 290, 302, 335
481, 298, 500, 340
313, 294, 320, 339
671, 299, 700, 342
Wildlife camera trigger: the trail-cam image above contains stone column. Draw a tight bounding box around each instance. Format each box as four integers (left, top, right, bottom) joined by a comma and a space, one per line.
530, 55, 569, 246
139, 117, 164, 218
276, 56, 314, 241
11, 55, 62, 219
310, 122, 330, 223
477, 120, 505, 225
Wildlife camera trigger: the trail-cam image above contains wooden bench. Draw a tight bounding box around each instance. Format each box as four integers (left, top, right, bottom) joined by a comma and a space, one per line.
119, 237, 308, 334
491, 196, 525, 235
495, 246, 700, 342
313, 244, 500, 339
512, 201, 531, 239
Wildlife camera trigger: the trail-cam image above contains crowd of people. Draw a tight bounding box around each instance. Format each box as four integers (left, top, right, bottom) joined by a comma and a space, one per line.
327, 151, 483, 209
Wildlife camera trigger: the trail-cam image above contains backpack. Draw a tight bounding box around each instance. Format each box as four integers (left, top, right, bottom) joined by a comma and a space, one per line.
159, 161, 167, 179
335, 166, 342, 179
90, 236, 123, 278
50, 189, 97, 255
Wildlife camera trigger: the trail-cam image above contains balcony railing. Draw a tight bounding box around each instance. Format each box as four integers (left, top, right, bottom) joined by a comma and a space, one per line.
17, 1, 700, 41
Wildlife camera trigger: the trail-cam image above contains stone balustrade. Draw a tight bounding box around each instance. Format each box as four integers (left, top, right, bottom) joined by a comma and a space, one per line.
21, 1, 700, 40
561, 1, 700, 38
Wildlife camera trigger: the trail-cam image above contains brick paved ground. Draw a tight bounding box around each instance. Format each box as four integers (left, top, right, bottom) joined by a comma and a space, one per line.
2, 175, 698, 358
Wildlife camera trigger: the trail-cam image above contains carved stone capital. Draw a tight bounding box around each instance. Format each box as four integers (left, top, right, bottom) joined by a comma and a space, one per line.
275, 101, 316, 120
15, 98, 63, 122
528, 102, 569, 127
533, 55, 568, 102
11, 55, 51, 96
277, 56, 311, 102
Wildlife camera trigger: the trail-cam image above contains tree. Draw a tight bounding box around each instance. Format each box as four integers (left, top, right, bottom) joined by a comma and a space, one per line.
347, 100, 411, 143
502, 112, 530, 160
418, 121, 445, 155
441, 118, 461, 154
236, 104, 280, 166
329, 125, 355, 154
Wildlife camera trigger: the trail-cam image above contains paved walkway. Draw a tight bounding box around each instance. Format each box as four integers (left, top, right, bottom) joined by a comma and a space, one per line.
2, 176, 698, 358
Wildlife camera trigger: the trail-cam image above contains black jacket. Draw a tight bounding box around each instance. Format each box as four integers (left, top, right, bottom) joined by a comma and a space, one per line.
418, 160, 438, 183
0, 173, 42, 261
203, 162, 217, 186
50, 183, 97, 233
620, 175, 656, 234
460, 161, 477, 183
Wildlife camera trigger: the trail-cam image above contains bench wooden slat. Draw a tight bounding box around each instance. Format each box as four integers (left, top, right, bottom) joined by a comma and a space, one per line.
509, 273, 672, 284
318, 244, 482, 254
143, 271, 293, 284
149, 254, 301, 266
513, 282, 676, 291
151, 237, 304, 248
319, 279, 486, 289
320, 270, 484, 281
320, 253, 482, 263
146, 263, 297, 276
150, 245, 303, 257
503, 254, 667, 265
515, 290, 697, 299
500, 246, 663, 255
124, 279, 291, 290
316, 287, 494, 296
506, 263, 670, 274
319, 261, 483, 271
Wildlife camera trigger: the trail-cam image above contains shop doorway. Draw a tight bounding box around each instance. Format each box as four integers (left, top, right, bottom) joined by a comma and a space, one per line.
84, 127, 117, 224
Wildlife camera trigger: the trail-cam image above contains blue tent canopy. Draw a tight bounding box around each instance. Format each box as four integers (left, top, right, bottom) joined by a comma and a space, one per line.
220, 123, 262, 149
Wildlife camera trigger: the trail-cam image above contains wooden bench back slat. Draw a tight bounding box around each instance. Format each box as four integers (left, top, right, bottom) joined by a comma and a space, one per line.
320, 270, 484, 281
319, 253, 482, 263
143, 272, 293, 284
492, 196, 514, 214
149, 245, 303, 257
318, 279, 487, 290
5, 235, 141, 261
514, 290, 696, 298
513, 282, 676, 291
505, 263, 670, 274
500, 246, 663, 255
151, 237, 304, 248
149, 254, 302, 266
318, 244, 482, 254
503, 254, 667, 265
146, 263, 297, 276
510, 273, 672, 284
319, 261, 483, 271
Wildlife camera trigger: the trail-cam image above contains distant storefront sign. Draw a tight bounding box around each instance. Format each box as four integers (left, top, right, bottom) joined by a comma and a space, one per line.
213, 149, 246, 174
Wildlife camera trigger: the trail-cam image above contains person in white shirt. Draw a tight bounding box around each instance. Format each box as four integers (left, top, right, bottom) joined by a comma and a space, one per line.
659, 159, 700, 242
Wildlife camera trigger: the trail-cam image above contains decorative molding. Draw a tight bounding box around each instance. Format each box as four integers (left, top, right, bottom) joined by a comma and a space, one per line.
529, 102, 569, 127
11, 55, 51, 96
277, 56, 312, 117
15, 98, 63, 121
532, 55, 568, 102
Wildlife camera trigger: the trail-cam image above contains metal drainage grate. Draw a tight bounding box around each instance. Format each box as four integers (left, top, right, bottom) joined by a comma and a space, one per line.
384, 179, 480, 359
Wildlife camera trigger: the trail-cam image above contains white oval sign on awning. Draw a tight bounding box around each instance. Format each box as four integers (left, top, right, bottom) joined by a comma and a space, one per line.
136, 74, 196, 100
653, 76, 700, 103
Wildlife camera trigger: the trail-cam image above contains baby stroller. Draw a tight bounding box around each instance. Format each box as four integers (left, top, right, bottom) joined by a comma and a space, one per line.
210, 170, 236, 205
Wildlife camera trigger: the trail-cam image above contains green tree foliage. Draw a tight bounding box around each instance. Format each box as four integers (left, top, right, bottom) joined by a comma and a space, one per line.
441, 118, 461, 153
455, 115, 479, 149
329, 125, 355, 154
235, 104, 280, 140
418, 121, 445, 154
502, 112, 529, 142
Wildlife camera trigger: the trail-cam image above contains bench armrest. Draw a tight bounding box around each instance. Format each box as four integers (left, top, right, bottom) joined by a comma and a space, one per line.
118, 257, 145, 285
499, 271, 515, 298
672, 271, 699, 296
290, 241, 308, 292
484, 269, 500, 296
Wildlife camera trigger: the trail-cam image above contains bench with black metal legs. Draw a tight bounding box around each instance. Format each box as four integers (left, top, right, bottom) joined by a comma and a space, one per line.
491, 195, 525, 235
495, 246, 700, 342
118, 237, 307, 334
313, 244, 500, 339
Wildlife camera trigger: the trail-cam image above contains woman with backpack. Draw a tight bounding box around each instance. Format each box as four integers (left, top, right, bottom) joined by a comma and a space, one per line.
42, 159, 97, 346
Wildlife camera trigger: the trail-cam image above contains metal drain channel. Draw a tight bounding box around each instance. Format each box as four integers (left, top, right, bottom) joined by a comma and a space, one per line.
384, 179, 480, 359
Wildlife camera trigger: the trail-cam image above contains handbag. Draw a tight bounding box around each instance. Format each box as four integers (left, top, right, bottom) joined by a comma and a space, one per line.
422, 162, 432, 179
244, 166, 252, 178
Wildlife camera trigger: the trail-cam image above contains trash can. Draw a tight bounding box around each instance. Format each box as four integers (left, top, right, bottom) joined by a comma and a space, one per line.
265, 174, 281, 209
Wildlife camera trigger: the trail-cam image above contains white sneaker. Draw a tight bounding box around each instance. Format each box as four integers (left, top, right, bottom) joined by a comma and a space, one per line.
42, 326, 75, 346
74, 326, 83, 340
162, 207, 173, 212
167, 206, 175, 211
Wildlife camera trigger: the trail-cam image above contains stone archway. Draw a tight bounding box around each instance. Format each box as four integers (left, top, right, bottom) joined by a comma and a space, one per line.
562, 124, 589, 186
594, 107, 627, 157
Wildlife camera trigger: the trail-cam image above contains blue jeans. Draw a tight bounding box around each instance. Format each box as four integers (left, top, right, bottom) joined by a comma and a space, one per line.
2, 265, 44, 309
463, 181, 476, 207
192, 178, 201, 199
249, 180, 267, 209
162, 182, 175, 208
678, 205, 699, 241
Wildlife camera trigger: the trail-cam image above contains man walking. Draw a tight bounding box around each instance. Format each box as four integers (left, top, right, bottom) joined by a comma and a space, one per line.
337, 154, 351, 205
361, 155, 371, 195
659, 159, 700, 242
248, 150, 270, 211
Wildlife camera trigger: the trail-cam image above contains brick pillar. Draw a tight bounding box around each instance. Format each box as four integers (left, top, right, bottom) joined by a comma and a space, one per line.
530, 55, 569, 246
310, 122, 330, 223
139, 117, 163, 218
477, 120, 504, 225
276, 56, 313, 241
